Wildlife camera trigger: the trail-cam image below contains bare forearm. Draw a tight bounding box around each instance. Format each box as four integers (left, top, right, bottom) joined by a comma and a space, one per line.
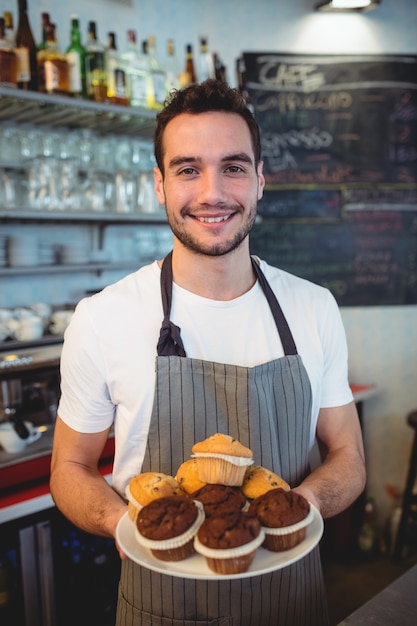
294, 448, 366, 519
50, 462, 127, 539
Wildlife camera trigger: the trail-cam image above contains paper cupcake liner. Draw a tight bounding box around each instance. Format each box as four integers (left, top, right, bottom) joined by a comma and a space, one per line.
193, 457, 252, 486
134, 502, 205, 551
194, 528, 265, 560
125, 483, 144, 510
192, 452, 254, 467
262, 505, 314, 536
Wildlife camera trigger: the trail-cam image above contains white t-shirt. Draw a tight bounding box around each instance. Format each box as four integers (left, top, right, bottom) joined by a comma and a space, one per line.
58, 258, 353, 497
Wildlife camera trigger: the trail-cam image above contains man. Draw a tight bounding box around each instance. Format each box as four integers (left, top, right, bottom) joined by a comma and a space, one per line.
50, 79, 366, 625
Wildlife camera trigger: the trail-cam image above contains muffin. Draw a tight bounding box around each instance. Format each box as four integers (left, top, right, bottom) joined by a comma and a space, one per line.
194, 509, 264, 575
192, 433, 253, 486
248, 488, 313, 552
126, 472, 184, 522
193, 483, 248, 517
135, 495, 205, 561
175, 458, 207, 494
241, 465, 290, 500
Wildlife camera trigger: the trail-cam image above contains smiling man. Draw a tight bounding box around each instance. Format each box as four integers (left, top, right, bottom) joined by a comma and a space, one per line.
50, 79, 365, 626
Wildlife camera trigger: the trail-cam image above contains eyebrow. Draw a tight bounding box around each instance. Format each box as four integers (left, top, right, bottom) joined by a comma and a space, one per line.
168, 152, 254, 169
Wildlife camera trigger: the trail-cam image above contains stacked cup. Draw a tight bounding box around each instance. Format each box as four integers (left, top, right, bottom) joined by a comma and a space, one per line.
8, 235, 39, 267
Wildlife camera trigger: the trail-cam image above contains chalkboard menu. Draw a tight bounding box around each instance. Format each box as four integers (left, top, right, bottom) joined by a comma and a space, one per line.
240, 53, 417, 306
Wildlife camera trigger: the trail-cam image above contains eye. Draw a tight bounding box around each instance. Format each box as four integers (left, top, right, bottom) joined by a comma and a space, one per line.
179, 167, 198, 176
225, 165, 245, 174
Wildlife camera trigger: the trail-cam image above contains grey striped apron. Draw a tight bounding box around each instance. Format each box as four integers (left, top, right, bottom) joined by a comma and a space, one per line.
116, 253, 329, 626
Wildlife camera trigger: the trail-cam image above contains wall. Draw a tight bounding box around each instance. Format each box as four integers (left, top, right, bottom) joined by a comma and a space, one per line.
4, 0, 417, 532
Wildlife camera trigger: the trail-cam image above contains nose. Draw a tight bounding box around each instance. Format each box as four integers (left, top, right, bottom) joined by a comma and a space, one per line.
197, 170, 227, 206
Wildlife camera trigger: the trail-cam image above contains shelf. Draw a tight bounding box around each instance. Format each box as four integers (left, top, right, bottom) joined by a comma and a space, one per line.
0, 209, 167, 224
0, 261, 143, 277
0, 85, 157, 137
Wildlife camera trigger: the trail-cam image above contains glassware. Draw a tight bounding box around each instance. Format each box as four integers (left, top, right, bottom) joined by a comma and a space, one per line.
27, 155, 60, 211
115, 170, 137, 213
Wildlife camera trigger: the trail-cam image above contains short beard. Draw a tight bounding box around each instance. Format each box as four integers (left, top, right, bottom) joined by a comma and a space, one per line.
166, 202, 258, 257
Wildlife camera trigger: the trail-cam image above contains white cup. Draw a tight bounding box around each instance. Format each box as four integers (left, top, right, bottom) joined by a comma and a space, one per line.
0, 421, 42, 453
12, 315, 43, 342
49, 310, 73, 336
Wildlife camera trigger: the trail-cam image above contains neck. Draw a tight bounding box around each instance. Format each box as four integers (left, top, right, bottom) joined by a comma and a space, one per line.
162, 242, 256, 301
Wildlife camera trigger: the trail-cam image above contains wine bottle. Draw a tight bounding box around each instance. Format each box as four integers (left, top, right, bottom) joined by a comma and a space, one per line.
41, 22, 69, 95
66, 15, 86, 98
37, 11, 50, 51
106, 31, 128, 106
3, 11, 14, 46
165, 38, 180, 96
146, 34, 166, 110
198, 36, 215, 82
15, 0, 38, 90
0, 16, 17, 87
84, 20, 107, 102
184, 43, 196, 86
122, 29, 149, 109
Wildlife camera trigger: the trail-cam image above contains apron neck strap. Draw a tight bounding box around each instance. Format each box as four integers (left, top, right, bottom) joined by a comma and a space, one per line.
251, 257, 297, 355
157, 251, 187, 357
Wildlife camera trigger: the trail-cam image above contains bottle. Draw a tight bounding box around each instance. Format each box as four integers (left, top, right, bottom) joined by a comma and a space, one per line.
66, 15, 86, 98
184, 43, 196, 86
213, 51, 227, 83
3, 11, 14, 46
0, 16, 17, 87
358, 496, 377, 556
198, 36, 215, 83
122, 29, 149, 109
164, 38, 180, 96
38, 22, 69, 94
15, 0, 38, 90
84, 20, 107, 102
37, 11, 50, 52
0, 553, 10, 612
146, 34, 166, 110
106, 31, 128, 106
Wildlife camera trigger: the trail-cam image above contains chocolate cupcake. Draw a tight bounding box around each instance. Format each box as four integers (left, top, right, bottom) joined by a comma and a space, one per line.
193, 483, 247, 517
135, 495, 205, 561
248, 488, 313, 552
194, 509, 264, 574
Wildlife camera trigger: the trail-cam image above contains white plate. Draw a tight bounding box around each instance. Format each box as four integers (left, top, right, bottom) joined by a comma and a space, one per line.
116, 503, 323, 580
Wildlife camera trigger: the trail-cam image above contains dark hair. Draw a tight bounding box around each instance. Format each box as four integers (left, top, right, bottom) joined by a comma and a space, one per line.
154, 79, 261, 176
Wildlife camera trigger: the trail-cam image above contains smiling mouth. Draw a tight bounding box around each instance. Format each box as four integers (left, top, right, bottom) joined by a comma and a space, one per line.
195, 215, 232, 223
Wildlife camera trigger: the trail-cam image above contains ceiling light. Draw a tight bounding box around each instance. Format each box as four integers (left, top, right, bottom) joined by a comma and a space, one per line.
316, 0, 381, 11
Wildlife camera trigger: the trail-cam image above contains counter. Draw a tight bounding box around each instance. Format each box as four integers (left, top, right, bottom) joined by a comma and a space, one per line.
0, 425, 114, 523
338, 563, 417, 625
1, 382, 375, 525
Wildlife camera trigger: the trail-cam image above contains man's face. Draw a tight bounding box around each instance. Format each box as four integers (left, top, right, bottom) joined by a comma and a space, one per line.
154, 111, 265, 257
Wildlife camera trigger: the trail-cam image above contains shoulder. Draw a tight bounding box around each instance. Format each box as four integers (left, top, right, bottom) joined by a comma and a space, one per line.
257, 257, 335, 306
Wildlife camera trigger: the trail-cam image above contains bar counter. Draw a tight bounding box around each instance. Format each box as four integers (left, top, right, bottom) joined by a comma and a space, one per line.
338, 563, 417, 625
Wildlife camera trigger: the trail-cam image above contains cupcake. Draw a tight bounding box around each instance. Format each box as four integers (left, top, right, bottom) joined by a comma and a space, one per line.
194, 509, 264, 575
175, 458, 207, 494
193, 483, 248, 517
126, 472, 184, 522
248, 488, 313, 552
241, 465, 290, 500
135, 495, 205, 561
192, 433, 253, 486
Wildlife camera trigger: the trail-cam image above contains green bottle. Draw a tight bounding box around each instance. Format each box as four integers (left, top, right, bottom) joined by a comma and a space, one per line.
66, 15, 86, 97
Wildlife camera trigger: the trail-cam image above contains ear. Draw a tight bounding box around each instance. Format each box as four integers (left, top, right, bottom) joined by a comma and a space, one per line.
153, 168, 165, 204
257, 161, 265, 200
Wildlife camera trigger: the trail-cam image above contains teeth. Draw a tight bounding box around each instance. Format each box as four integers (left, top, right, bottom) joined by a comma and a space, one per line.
197, 215, 230, 223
